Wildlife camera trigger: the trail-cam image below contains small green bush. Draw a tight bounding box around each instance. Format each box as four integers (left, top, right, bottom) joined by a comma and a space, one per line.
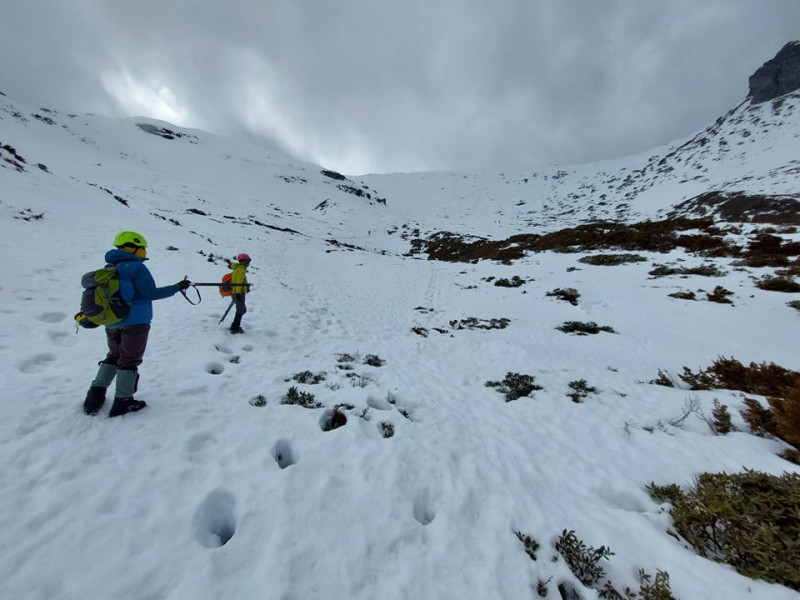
536, 577, 551, 597
379, 422, 395, 438
494, 275, 525, 288
249, 394, 267, 407
281, 386, 323, 408
363, 354, 386, 367
648, 470, 800, 591
548, 530, 677, 599
650, 369, 676, 387
291, 370, 326, 384
486, 372, 543, 401
567, 379, 597, 403
756, 275, 800, 292
788, 300, 800, 312
711, 400, 734, 434
514, 531, 539, 561
547, 287, 580, 305
600, 570, 677, 600
557, 321, 616, 335
555, 529, 613, 587
449, 317, 510, 330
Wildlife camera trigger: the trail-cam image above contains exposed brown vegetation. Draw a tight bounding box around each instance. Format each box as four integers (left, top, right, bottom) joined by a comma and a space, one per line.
408, 218, 749, 263
678, 357, 800, 461
706, 286, 734, 303
578, 253, 647, 266
679, 357, 800, 396
546, 287, 580, 305
649, 263, 725, 278
668, 290, 697, 300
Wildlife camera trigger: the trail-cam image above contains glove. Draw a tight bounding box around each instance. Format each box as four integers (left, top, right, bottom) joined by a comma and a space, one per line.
177, 279, 191, 291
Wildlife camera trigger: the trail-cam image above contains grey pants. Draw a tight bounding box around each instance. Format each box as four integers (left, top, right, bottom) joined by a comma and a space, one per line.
230, 294, 247, 329
105, 323, 151, 370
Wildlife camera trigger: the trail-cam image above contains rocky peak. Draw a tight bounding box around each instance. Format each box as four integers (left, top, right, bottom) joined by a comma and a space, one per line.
748, 41, 800, 103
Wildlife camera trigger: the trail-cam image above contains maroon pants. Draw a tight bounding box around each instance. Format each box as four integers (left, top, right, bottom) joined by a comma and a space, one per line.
105, 324, 151, 370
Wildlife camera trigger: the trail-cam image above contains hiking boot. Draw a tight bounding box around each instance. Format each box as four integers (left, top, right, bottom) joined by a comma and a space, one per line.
109, 397, 147, 417
230, 327, 244, 334
84, 386, 107, 415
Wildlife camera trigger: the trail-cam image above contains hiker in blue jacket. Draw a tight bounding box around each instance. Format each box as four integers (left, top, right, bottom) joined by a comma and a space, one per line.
83, 231, 191, 417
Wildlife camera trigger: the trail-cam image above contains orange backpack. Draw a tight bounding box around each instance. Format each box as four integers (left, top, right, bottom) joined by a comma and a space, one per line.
219, 273, 233, 297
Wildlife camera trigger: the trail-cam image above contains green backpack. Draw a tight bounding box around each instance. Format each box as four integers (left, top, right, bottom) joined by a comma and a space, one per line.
74, 266, 131, 329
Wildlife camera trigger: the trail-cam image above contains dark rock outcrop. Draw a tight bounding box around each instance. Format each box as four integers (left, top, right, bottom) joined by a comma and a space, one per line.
748, 41, 800, 103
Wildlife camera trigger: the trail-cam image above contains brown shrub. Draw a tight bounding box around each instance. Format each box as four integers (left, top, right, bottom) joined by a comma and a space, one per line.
410, 218, 734, 263
741, 398, 781, 438
707, 286, 733, 303
680, 357, 800, 396
768, 387, 800, 448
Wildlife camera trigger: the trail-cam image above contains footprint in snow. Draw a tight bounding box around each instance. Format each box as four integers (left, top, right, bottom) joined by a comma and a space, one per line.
36, 312, 67, 323
206, 362, 225, 375
413, 489, 437, 526
214, 344, 233, 355
48, 331, 73, 346
272, 439, 296, 469
183, 432, 219, 463
18, 353, 57, 374
193, 489, 237, 548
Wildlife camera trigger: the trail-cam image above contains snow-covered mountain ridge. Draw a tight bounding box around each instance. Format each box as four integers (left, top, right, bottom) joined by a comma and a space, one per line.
3, 82, 799, 254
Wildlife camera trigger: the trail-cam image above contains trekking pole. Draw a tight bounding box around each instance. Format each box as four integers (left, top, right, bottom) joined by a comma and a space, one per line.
190, 283, 253, 288
218, 299, 235, 324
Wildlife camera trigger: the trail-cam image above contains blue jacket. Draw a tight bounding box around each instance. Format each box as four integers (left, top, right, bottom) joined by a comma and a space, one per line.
105, 249, 179, 327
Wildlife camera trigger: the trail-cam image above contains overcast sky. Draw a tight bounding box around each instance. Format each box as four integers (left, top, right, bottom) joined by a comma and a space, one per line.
2, 1, 798, 175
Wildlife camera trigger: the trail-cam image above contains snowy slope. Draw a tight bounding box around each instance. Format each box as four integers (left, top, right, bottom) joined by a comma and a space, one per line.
361, 92, 800, 237
1, 89, 799, 600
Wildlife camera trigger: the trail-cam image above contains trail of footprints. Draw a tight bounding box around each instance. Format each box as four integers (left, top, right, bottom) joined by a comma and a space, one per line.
210, 342, 254, 374
189, 347, 434, 549
21, 315, 434, 550
13, 312, 74, 375
211, 344, 413, 437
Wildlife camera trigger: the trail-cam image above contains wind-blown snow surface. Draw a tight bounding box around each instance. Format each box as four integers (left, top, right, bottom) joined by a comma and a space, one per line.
1, 92, 799, 599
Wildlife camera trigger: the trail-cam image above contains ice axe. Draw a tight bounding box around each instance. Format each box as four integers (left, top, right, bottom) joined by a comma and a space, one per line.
218, 299, 235, 324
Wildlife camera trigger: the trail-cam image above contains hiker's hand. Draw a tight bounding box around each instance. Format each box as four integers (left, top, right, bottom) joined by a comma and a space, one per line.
177, 280, 191, 291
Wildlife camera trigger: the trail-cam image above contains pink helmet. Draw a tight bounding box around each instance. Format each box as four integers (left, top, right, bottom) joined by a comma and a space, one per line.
236, 253, 251, 261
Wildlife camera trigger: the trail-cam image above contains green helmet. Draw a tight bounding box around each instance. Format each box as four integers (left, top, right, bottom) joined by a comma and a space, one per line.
113, 230, 148, 248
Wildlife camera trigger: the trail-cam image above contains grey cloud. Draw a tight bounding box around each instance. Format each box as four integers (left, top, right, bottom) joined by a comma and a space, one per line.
1, 1, 798, 174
